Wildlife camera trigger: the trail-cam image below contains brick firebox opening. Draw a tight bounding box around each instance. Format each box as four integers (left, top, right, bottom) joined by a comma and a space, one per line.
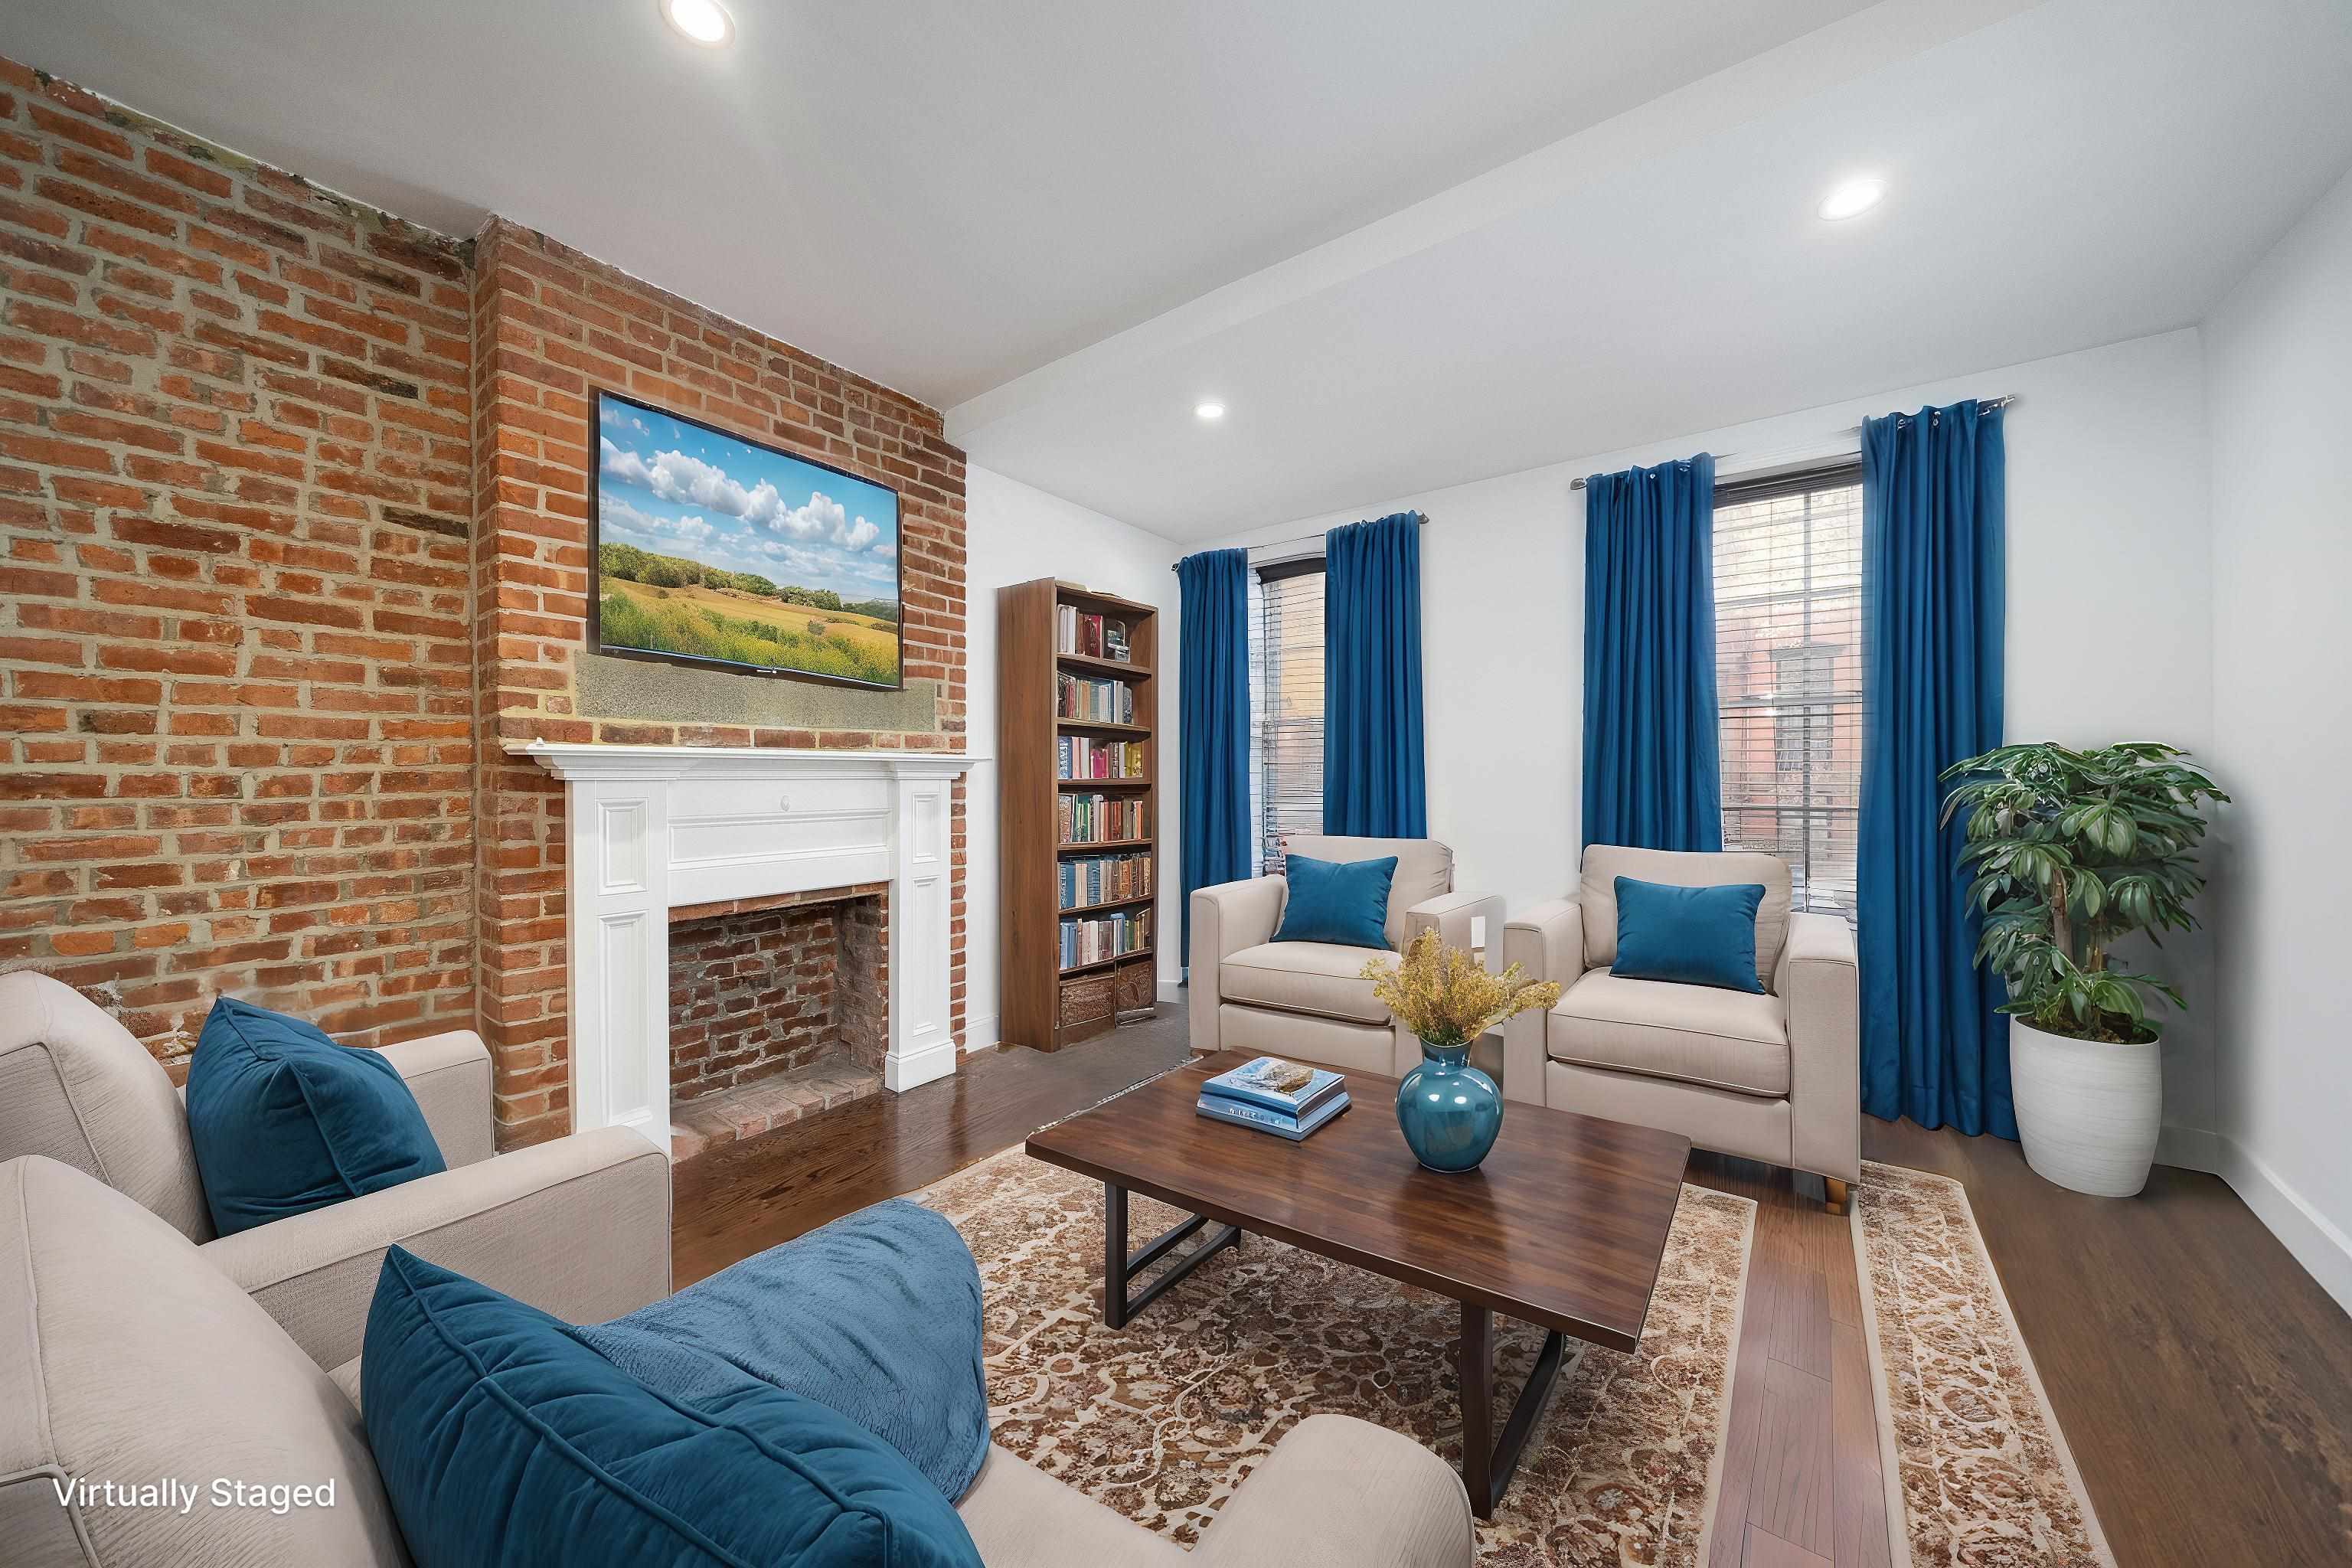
665, 882, 888, 1158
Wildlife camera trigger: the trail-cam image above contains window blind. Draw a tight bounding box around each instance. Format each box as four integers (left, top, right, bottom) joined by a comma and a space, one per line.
1712, 465, 1865, 919
1247, 559, 1326, 874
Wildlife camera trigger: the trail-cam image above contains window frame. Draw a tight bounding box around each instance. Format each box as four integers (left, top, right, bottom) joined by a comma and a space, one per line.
1247, 554, 1327, 876
1711, 459, 1866, 920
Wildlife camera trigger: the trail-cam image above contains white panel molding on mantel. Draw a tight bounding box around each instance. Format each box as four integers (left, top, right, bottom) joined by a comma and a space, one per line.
514, 743, 984, 1150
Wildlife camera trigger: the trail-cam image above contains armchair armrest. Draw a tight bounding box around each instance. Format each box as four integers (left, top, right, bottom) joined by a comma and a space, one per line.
1194, 1413, 1473, 1568
1499, 899, 1584, 1106
1780, 912, 1860, 1183
1189, 875, 1287, 1054
377, 1028, 494, 1168
200, 1126, 671, 1369
1403, 889, 1505, 970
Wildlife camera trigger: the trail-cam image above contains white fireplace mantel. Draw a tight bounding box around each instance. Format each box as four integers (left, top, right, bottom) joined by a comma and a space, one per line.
513, 741, 984, 1147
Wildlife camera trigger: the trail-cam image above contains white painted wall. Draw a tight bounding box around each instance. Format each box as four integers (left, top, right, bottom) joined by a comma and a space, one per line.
963, 466, 1182, 1048
2203, 166, 2352, 1312
1194, 328, 2220, 1145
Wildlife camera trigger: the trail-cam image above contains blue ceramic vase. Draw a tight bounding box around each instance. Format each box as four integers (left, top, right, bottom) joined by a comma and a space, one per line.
1394, 1038, 1504, 1172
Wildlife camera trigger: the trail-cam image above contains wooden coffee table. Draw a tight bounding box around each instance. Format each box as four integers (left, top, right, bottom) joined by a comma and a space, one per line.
1024, 1049, 1691, 1517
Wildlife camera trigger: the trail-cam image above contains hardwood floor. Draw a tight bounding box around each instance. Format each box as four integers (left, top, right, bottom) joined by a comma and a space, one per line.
672, 1005, 1195, 1284
673, 1008, 2352, 1566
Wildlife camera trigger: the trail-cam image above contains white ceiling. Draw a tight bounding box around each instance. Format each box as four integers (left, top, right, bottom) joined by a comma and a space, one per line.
0, 0, 1873, 407
952, 0, 2352, 538
8, 2, 2350, 542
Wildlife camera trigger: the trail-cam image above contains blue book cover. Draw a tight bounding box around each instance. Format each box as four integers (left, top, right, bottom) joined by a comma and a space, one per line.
1196, 1091, 1350, 1142
1201, 1056, 1345, 1116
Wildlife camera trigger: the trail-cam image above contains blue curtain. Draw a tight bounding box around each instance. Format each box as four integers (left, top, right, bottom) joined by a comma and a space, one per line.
1580, 456, 1723, 851
1858, 400, 2012, 1137
1178, 547, 1252, 958
1323, 514, 1427, 837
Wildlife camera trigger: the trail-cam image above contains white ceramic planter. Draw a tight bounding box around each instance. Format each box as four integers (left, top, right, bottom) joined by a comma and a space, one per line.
2009, 1016, 2163, 1197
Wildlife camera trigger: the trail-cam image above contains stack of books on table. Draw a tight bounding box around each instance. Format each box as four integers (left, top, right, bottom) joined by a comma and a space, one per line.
1197, 1057, 1349, 1142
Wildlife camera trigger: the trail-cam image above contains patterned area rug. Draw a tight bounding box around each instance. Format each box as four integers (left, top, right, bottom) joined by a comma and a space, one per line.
917, 1146, 1757, 1566
1854, 1160, 2116, 1568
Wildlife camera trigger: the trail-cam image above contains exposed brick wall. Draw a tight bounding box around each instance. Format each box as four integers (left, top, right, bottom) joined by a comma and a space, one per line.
0, 64, 969, 1122
667, 882, 887, 1099
469, 219, 967, 1146
0, 60, 475, 1067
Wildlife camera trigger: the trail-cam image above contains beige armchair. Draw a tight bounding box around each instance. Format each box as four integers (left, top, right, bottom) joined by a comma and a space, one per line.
1189, 835, 1502, 1077
0, 970, 671, 1369
1501, 846, 1859, 1203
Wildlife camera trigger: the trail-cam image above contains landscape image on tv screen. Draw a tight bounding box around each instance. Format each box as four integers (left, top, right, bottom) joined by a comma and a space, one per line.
591, 390, 902, 688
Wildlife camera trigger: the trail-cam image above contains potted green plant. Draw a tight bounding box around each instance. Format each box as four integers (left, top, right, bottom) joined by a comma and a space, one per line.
1940, 742, 2227, 1195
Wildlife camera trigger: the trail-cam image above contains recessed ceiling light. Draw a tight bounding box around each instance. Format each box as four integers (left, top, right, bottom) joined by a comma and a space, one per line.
1818, 178, 1885, 221
662, 0, 734, 46
1194, 400, 1226, 421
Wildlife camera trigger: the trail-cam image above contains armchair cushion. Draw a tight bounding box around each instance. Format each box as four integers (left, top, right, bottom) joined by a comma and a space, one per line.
0, 1155, 409, 1568
1220, 942, 1400, 1025
1580, 846, 1791, 989
186, 997, 446, 1237
362, 1247, 984, 1568
1271, 854, 1396, 949
1548, 972, 1791, 1098
1610, 877, 1767, 995
0, 971, 213, 1242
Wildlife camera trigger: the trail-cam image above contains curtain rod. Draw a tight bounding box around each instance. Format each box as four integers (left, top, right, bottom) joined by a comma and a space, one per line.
1171, 511, 1426, 571
1568, 395, 2017, 490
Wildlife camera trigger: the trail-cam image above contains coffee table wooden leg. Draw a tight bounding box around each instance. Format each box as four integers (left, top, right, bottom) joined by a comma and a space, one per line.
1459, 1302, 1494, 1516
1458, 1301, 1567, 1519
1103, 1182, 1130, 1328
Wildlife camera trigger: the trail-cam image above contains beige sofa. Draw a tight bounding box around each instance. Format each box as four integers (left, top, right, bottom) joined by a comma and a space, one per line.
0, 970, 671, 1367
1501, 845, 1860, 1201
1188, 835, 1501, 1076
0, 1153, 1475, 1566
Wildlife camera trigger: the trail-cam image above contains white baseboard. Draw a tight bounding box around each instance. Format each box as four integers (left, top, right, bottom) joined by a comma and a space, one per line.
2215, 1135, 2352, 1316
1158, 979, 1183, 1004
2155, 1122, 2220, 1173
963, 1015, 1000, 1053
884, 1036, 959, 1093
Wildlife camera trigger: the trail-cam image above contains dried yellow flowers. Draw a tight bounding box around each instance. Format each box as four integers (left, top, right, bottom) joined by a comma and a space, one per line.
1362, 928, 1561, 1048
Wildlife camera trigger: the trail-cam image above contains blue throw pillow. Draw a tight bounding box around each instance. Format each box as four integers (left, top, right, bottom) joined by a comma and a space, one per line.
363, 1248, 984, 1568
574, 1199, 989, 1501
185, 995, 446, 1236
1612, 877, 1768, 994
1272, 854, 1397, 949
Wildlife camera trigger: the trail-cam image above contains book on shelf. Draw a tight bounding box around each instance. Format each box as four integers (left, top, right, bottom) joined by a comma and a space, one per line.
1195, 1089, 1351, 1142
1055, 671, 1136, 724
1056, 605, 1131, 662
1058, 906, 1153, 969
1055, 734, 1147, 780
1056, 792, 1148, 845
1058, 851, 1152, 910
1200, 1057, 1347, 1118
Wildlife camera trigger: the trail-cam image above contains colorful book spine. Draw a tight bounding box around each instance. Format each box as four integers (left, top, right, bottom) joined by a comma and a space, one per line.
1054, 607, 1129, 660
1057, 908, 1152, 969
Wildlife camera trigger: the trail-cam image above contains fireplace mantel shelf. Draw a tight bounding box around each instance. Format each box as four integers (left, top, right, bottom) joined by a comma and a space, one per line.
511, 738, 985, 1152
511, 740, 988, 780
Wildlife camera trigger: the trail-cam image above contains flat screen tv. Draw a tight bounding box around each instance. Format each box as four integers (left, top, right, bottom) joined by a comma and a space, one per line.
590, 389, 903, 690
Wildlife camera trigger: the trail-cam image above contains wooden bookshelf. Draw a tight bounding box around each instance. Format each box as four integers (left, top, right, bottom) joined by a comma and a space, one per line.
998, 578, 1160, 1049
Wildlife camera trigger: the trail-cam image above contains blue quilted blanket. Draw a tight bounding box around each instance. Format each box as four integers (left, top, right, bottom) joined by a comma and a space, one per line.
576, 1197, 990, 1501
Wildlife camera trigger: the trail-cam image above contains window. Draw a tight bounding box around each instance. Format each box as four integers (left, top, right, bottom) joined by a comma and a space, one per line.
1713, 465, 1865, 918
1247, 559, 1325, 874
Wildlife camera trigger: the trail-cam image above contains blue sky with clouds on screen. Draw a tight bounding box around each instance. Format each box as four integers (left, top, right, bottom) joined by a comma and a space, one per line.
596, 395, 899, 603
